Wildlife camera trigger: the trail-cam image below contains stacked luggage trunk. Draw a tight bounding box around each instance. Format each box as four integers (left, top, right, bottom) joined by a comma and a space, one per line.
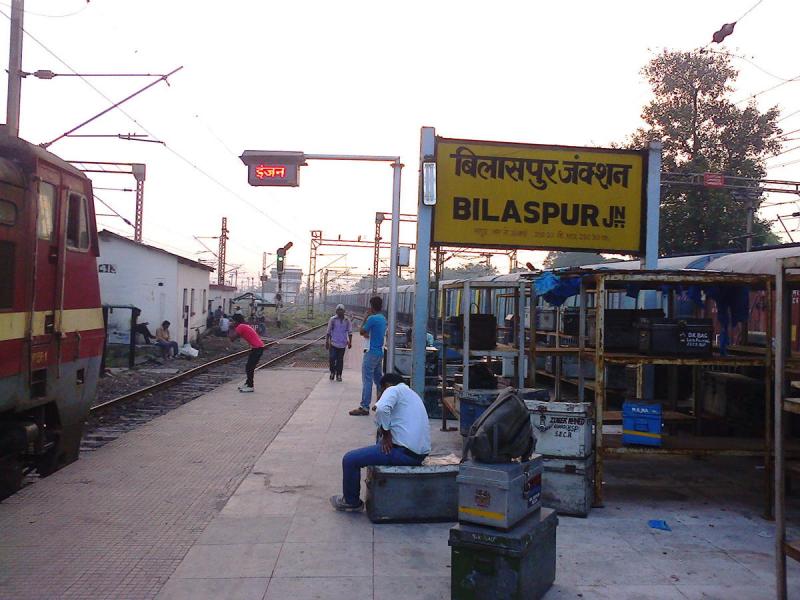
525, 400, 595, 517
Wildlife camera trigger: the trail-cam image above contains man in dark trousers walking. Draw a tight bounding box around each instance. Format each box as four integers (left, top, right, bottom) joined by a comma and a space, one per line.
326, 304, 353, 382
229, 313, 265, 392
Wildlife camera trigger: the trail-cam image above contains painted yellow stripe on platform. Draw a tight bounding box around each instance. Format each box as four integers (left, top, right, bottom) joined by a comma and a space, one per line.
458, 506, 506, 521
0, 308, 104, 341
622, 429, 662, 439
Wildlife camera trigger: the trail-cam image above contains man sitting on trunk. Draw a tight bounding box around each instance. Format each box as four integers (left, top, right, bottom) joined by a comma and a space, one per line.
330, 373, 431, 511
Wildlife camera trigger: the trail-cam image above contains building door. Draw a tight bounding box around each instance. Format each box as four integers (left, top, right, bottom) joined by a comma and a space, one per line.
182, 288, 189, 345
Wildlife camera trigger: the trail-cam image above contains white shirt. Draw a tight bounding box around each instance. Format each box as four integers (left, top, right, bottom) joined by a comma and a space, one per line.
219, 317, 230, 332
374, 383, 431, 456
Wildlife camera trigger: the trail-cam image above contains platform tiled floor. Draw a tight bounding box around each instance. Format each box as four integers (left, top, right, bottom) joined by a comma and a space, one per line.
155, 347, 800, 600
0, 367, 321, 600
4, 346, 800, 599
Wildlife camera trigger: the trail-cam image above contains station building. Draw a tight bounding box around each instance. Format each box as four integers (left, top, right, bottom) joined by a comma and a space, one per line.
209, 283, 238, 314
97, 230, 214, 345
262, 266, 303, 303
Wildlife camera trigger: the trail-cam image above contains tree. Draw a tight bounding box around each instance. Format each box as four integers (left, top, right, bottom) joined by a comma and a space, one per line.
441, 262, 498, 280
629, 50, 783, 255
542, 251, 617, 269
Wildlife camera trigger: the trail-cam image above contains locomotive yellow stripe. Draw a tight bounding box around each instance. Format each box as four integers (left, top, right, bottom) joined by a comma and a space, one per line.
0, 308, 104, 341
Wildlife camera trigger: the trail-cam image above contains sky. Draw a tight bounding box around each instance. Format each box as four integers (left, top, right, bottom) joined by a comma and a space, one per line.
2, 0, 799, 289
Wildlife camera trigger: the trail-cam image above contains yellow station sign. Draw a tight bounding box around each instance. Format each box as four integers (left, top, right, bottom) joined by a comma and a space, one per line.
433, 138, 647, 254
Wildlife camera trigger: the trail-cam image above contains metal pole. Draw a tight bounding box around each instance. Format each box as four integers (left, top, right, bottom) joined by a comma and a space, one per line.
644, 140, 662, 269
641, 140, 662, 401
386, 160, 403, 374
5, 0, 24, 137
411, 127, 436, 396
132, 164, 145, 242
746, 198, 754, 252
775, 260, 787, 600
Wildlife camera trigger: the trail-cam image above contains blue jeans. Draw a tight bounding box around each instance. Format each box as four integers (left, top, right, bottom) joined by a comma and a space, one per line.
361, 351, 383, 409
156, 339, 179, 358
342, 443, 422, 505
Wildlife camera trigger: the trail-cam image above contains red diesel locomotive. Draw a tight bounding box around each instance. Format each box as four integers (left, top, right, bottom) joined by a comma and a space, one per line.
0, 134, 104, 499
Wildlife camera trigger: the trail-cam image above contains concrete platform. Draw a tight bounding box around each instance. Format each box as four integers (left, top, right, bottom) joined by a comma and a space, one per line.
0, 367, 322, 599
155, 350, 800, 600
3, 345, 800, 599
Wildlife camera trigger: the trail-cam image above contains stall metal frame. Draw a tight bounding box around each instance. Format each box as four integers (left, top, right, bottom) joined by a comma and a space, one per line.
438, 278, 533, 431
532, 269, 774, 512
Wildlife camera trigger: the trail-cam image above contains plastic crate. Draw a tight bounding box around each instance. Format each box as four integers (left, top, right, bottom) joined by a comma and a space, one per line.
622, 402, 662, 447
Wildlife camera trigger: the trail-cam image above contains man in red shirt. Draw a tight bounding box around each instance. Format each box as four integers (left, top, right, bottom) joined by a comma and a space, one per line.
229, 314, 266, 392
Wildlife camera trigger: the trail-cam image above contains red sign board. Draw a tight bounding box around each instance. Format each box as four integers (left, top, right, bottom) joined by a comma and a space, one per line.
703, 172, 725, 188
241, 151, 303, 187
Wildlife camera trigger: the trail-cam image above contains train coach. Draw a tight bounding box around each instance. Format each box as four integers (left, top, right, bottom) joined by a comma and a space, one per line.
326, 246, 799, 347
0, 134, 104, 499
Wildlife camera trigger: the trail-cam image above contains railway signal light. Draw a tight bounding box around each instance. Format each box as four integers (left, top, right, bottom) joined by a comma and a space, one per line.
711, 22, 736, 44
276, 242, 293, 273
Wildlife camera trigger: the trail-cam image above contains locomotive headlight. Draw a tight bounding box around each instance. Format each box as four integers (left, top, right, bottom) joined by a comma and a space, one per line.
422, 161, 437, 206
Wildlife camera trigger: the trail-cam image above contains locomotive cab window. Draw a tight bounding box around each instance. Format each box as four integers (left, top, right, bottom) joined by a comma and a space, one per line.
0, 199, 16, 225
37, 182, 56, 240
66, 193, 89, 250
0, 240, 14, 308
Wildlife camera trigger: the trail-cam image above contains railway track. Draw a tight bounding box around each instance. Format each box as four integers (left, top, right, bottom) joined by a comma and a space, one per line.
81, 324, 329, 451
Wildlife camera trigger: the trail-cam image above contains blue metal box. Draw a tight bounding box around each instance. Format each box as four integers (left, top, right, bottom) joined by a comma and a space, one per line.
622, 402, 662, 447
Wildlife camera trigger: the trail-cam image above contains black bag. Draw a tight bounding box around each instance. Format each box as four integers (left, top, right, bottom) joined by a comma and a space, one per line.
445, 314, 498, 350
462, 387, 535, 463
462, 363, 497, 390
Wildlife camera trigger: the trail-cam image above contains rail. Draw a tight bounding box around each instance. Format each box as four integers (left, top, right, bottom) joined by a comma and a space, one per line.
91, 323, 328, 413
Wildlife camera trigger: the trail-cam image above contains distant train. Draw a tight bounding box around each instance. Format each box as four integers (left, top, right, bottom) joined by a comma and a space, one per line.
0, 135, 104, 499
327, 247, 798, 348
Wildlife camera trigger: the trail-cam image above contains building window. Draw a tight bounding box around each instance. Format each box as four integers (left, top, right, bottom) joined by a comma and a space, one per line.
190, 288, 196, 316
202, 289, 207, 313
38, 183, 56, 240
66, 193, 89, 250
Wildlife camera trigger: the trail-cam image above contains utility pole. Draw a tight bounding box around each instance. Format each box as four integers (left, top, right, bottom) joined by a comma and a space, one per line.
6, 0, 24, 137
217, 217, 228, 285
746, 198, 755, 252
261, 252, 267, 299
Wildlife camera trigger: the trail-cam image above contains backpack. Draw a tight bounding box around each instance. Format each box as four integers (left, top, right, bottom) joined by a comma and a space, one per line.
462, 387, 535, 463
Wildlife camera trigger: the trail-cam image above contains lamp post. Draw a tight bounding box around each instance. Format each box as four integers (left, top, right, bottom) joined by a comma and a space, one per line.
240, 151, 404, 373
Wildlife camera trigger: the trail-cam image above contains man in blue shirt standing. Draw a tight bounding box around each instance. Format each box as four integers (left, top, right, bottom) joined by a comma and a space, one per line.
350, 296, 387, 416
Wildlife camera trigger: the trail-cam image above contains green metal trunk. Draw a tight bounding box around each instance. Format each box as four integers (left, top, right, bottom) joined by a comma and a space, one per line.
449, 508, 557, 600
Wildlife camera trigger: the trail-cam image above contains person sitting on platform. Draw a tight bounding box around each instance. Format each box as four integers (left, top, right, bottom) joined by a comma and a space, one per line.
218, 314, 230, 337
330, 373, 431, 512
155, 320, 179, 359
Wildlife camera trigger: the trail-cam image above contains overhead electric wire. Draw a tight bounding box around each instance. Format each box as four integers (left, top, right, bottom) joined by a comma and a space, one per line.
705, 48, 794, 82
734, 0, 765, 23
770, 157, 800, 170
779, 109, 800, 123
0, 9, 299, 239
0, 0, 89, 18
734, 72, 800, 106
92, 193, 134, 228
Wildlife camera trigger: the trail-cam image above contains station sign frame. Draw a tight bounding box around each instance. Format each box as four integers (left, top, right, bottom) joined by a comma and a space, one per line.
431, 137, 649, 255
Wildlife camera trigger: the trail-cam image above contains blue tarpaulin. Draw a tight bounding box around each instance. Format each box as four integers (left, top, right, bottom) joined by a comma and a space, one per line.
535, 273, 581, 307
